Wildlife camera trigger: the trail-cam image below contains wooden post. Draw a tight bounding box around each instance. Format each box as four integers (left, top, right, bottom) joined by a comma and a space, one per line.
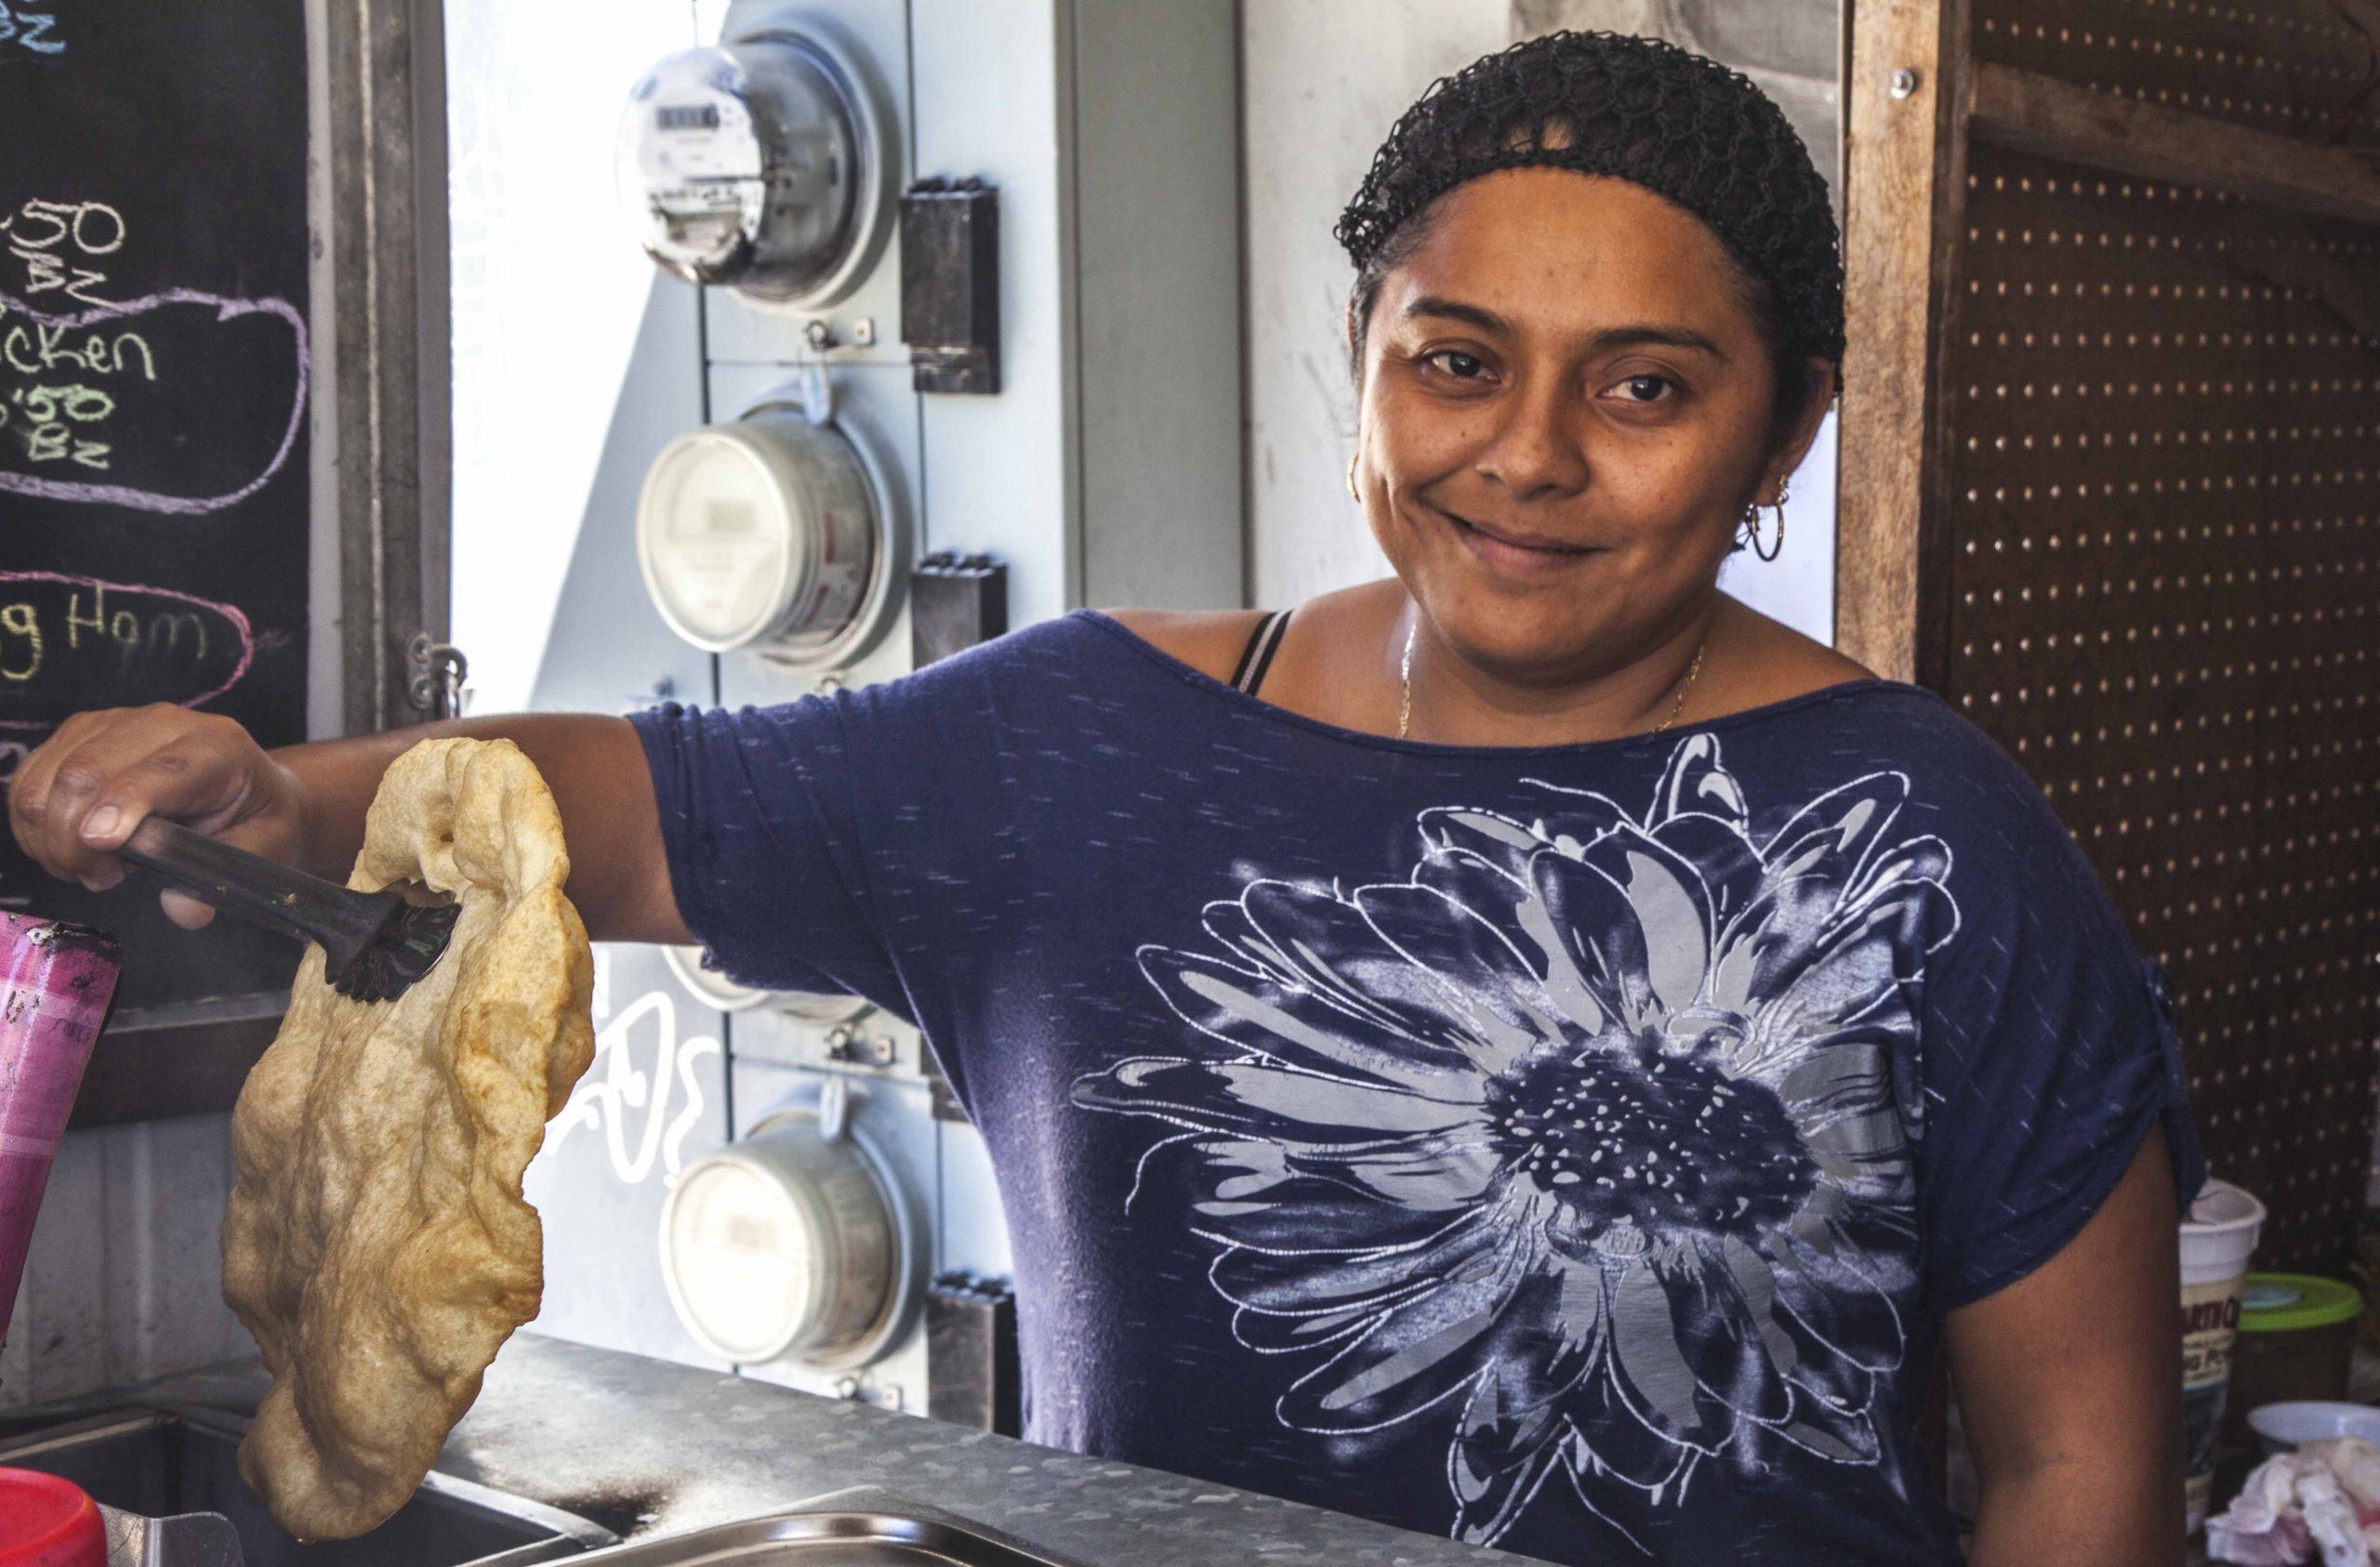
1835, 0, 1968, 683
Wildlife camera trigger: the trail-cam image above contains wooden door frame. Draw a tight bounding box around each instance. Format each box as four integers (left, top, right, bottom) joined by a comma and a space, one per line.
324, 0, 453, 736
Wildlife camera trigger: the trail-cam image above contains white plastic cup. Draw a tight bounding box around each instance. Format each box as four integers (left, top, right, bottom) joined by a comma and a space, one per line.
2180, 1179, 2267, 1533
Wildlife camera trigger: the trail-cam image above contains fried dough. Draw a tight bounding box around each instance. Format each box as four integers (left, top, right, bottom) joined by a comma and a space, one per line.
222, 738, 595, 1539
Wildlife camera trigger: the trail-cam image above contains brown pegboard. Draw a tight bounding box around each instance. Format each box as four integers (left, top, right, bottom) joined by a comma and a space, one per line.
1939, 140, 2380, 1268
1977, 0, 2380, 146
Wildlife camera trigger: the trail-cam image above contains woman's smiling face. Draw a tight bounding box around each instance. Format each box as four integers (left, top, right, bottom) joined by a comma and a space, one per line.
1354, 168, 1820, 688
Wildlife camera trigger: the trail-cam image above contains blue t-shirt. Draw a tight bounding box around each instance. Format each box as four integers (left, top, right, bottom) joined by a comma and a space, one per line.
629, 610, 2203, 1566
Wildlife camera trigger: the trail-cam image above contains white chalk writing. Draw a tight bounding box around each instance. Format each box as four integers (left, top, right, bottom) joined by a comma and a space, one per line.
0, 2, 65, 57
3, 200, 119, 307
547, 950, 720, 1188
0, 200, 130, 473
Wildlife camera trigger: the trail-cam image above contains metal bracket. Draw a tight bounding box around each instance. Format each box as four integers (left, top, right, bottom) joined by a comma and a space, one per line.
787, 356, 836, 424
406, 633, 469, 718
817, 1072, 851, 1141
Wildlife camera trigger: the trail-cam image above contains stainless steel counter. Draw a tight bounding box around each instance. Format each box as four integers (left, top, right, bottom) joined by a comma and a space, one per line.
50, 1332, 1530, 1567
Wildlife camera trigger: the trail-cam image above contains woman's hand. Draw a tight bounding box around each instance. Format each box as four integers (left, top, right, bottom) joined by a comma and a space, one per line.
8, 704, 312, 928
1949, 1126, 2186, 1567
8, 706, 693, 945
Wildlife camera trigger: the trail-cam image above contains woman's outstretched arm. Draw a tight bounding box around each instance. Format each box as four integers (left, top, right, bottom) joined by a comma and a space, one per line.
8, 705, 691, 945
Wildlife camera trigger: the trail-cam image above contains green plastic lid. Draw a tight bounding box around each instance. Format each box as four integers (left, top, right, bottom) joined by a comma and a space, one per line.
2239, 1273, 2363, 1333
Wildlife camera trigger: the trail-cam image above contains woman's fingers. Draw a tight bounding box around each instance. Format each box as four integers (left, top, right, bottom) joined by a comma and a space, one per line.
11, 707, 140, 885
6, 710, 84, 878
156, 887, 218, 930
10, 706, 268, 893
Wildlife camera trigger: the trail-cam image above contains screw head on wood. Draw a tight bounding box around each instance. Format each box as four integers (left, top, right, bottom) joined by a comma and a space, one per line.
1890, 67, 1921, 99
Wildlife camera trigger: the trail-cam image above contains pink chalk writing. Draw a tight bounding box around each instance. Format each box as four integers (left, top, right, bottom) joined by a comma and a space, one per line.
0, 572, 256, 731
0, 288, 306, 515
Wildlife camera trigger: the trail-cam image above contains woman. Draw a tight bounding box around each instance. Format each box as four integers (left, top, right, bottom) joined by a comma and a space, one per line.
13, 33, 2197, 1566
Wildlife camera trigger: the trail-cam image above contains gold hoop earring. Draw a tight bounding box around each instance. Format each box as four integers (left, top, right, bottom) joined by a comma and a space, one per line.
1346, 455, 1360, 503
1748, 481, 1787, 561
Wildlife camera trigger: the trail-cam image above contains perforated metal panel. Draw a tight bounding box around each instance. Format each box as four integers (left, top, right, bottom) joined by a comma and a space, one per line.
1938, 138, 2380, 1267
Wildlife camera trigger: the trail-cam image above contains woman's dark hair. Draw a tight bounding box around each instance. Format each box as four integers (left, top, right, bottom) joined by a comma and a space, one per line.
1337, 31, 1844, 438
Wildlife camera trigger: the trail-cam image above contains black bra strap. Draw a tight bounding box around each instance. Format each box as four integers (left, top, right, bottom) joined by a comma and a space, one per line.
1229, 609, 1291, 695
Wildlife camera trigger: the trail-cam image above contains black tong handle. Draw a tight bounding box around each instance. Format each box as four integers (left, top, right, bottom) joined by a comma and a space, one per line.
118, 814, 403, 977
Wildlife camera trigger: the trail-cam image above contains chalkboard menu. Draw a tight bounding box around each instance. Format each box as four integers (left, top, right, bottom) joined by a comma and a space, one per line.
1, 0, 312, 1011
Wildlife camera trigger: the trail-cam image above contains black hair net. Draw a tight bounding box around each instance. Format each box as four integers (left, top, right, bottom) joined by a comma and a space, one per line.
1336, 31, 1845, 365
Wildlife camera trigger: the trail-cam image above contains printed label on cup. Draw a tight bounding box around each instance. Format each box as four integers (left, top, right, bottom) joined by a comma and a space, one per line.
2181, 1275, 2246, 1528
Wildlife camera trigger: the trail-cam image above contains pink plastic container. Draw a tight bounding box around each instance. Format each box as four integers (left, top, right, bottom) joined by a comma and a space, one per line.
0, 913, 120, 1351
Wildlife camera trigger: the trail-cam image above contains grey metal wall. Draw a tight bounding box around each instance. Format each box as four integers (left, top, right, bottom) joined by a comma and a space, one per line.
478, 0, 1243, 1412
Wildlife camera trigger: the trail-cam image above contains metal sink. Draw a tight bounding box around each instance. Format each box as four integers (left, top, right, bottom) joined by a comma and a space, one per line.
563, 1487, 1089, 1566
0, 1407, 616, 1567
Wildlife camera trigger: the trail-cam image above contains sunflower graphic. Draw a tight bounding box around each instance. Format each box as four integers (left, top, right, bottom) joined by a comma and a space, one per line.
1070, 734, 1962, 1550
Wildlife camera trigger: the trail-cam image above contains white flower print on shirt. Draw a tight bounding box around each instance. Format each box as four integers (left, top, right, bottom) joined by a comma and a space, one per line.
1070, 733, 1963, 1552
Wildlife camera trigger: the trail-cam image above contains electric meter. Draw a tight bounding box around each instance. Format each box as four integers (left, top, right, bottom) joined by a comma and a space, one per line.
633, 404, 900, 665
659, 1086, 919, 1367
616, 23, 892, 307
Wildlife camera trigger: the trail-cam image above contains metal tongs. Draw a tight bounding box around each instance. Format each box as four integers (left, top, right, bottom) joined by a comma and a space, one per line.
119, 816, 459, 1003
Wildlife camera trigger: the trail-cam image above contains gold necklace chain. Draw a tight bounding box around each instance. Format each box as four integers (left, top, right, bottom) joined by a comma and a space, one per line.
1658, 639, 1708, 733
1395, 622, 1708, 742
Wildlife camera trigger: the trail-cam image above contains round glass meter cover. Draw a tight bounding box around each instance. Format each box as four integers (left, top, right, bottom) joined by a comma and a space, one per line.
665, 1157, 816, 1361
616, 49, 767, 276
640, 432, 805, 649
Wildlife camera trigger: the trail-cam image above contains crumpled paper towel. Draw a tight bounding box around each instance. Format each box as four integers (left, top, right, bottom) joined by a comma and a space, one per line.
2209, 1438, 2380, 1565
